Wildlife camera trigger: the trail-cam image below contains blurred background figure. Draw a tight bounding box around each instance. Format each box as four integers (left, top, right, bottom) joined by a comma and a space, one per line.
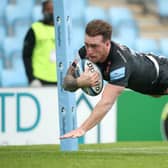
23, 0, 57, 87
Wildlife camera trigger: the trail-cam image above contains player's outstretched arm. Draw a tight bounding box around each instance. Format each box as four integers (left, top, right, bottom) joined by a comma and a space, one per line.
60, 84, 125, 139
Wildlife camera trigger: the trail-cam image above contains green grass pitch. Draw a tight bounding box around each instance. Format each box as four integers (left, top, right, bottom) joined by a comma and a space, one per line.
1, 141, 168, 168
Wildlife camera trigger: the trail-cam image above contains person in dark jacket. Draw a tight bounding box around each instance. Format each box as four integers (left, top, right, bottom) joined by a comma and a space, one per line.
23, 0, 57, 86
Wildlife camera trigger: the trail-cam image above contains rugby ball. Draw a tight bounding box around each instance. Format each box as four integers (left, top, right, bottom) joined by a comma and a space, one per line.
75, 59, 103, 96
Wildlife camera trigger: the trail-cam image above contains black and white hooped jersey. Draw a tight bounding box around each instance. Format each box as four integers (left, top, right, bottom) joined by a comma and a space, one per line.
78, 41, 168, 95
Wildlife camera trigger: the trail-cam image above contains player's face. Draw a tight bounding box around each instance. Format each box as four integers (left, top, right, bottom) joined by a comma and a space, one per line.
84, 34, 110, 63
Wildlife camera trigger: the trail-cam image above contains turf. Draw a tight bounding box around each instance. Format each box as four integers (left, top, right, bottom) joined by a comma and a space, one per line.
1, 141, 168, 168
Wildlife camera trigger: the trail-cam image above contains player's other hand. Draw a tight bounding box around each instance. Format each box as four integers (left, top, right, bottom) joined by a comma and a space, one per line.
60, 128, 85, 139
77, 68, 99, 87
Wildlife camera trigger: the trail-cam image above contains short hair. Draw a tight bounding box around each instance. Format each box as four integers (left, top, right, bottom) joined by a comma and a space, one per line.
42, 0, 53, 13
85, 19, 112, 42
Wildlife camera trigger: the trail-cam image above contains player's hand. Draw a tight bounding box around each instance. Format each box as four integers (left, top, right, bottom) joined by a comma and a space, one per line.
77, 68, 100, 87
60, 128, 85, 139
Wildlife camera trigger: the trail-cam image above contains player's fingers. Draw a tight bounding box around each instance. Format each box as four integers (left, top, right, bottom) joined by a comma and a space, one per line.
92, 72, 99, 79
60, 133, 77, 139
90, 72, 100, 85
60, 130, 78, 139
60, 135, 74, 139
60, 128, 85, 139
84, 67, 90, 73
60, 135, 69, 139
60, 132, 74, 139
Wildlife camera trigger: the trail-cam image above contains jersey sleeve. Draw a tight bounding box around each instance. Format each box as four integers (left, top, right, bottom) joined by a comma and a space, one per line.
108, 64, 130, 87
107, 42, 133, 87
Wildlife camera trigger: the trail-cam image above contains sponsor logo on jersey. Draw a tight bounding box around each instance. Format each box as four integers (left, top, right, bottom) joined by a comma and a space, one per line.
110, 67, 125, 80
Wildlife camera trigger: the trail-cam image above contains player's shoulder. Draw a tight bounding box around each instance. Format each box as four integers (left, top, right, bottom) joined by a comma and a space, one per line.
112, 40, 133, 53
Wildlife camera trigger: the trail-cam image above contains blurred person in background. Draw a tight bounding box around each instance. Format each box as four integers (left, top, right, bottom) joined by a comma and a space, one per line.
23, 0, 57, 87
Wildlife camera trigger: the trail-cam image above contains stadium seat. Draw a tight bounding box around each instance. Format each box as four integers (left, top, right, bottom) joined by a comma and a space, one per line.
113, 35, 136, 49
70, 0, 87, 26
5, 4, 33, 28
71, 26, 85, 55
0, 58, 4, 86
159, 38, 168, 57
0, 0, 7, 21
84, 6, 107, 25
13, 21, 30, 41
15, 0, 35, 9
0, 26, 6, 45
135, 37, 160, 55
114, 21, 139, 48
0, 47, 4, 66
1, 68, 28, 87
156, 0, 168, 18
3, 37, 23, 59
0, 26, 5, 61
1, 56, 28, 87
32, 5, 43, 22
108, 7, 134, 28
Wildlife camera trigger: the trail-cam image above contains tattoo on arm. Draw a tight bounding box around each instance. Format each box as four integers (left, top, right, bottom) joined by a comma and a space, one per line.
63, 65, 79, 92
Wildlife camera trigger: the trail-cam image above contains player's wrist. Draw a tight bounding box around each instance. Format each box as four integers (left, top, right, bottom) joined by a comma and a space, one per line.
76, 77, 83, 88
63, 76, 79, 91
78, 127, 86, 134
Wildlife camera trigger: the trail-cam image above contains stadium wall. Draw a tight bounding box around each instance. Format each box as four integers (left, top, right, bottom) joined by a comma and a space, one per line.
0, 87, 166, 146
0, 87, 116, 146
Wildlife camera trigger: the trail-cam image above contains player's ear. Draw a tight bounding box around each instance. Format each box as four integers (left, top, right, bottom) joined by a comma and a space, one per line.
105, 40, 110, 47
107, 40, 111, 46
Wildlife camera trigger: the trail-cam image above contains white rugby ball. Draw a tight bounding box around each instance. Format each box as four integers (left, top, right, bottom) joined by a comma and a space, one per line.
75, 59, 103, 96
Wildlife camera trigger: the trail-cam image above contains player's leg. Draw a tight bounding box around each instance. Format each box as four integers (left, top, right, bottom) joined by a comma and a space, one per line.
155, 56, 168, 95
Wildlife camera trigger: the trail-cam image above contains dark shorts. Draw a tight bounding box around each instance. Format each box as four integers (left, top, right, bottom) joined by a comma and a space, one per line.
154, 56, 168, 94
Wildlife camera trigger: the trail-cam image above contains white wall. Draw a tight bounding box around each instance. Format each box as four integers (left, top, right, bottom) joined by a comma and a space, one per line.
0, 87, 116, 146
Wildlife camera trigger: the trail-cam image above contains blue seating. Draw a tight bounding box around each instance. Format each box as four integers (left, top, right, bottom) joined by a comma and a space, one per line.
114, 21, 139, 48
1, 54, 28, 87
1, 69, 28, 87
135, 37, 160, 55
108, 7, 134, 28
113, 35, 136, 49
0, 58, 4, 86
0, 47, 4, 60
84, 6, 107, 24
72, 26, 85, 54
0, 0, 7, 21
3, 37, 23, 59
16, 0, 34, 4
159, 38, 168, 57
32, 5, 43, 22
5, 4, 32, 27
0, 26, 6, 45
156, 0, 168, 18
70, 0, 87, 26
15, 0, 35, 10
13, 21, 30, 41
